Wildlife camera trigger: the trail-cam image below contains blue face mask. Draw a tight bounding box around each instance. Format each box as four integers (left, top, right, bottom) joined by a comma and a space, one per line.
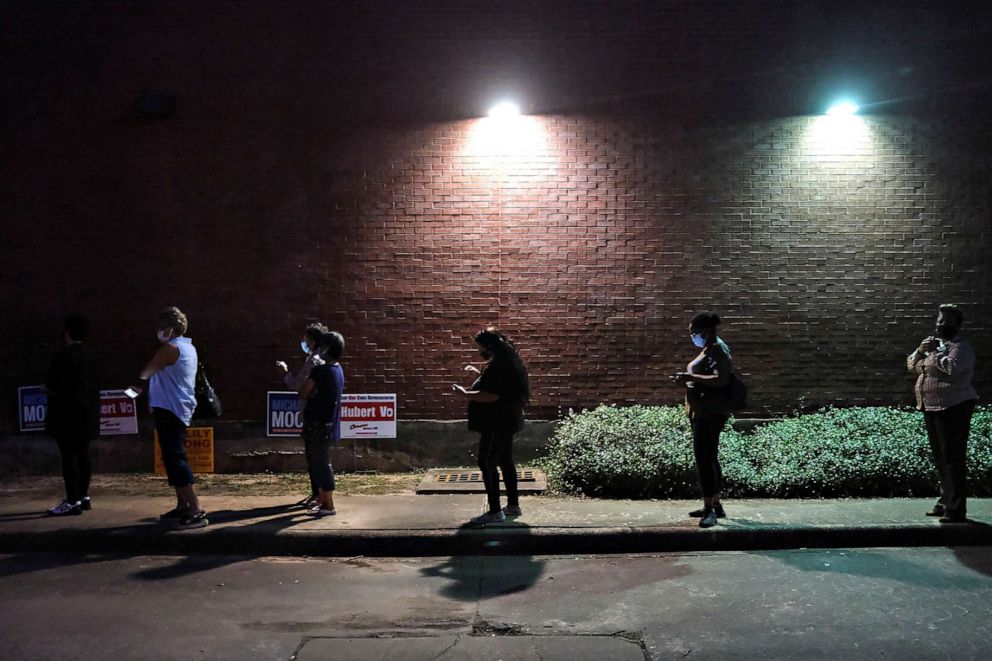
691, 333, 706, 348
301, 340, 311, 355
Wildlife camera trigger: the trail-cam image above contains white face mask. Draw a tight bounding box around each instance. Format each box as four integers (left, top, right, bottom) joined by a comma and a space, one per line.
301, 340, 311, 355
157, 330, 172, 344
691, 333, 706, 348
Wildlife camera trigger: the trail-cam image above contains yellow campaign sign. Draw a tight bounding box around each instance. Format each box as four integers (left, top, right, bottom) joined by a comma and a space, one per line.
154, 427, 215, 475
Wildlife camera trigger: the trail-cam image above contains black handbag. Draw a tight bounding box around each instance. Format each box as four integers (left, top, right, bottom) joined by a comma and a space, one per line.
193, 362, 222, 419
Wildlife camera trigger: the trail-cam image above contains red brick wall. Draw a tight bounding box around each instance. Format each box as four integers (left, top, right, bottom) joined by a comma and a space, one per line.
2, 1, 990, 425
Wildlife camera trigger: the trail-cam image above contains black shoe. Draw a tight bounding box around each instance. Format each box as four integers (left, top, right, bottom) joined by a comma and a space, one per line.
689, 504, 726, 518
174, 510, 209, 530
699, 508, 719, 528
939, 514, 967, 524
925, 505, 945, 517
79, 497, 91, 511
159, 507, 191, 521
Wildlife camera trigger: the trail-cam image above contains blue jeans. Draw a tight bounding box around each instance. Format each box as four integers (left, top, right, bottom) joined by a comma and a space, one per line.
303, 421, 335, 492
153, 408, 195, 487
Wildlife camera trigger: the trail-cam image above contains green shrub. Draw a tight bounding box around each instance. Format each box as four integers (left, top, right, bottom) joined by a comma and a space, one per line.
542, 404, 992, 499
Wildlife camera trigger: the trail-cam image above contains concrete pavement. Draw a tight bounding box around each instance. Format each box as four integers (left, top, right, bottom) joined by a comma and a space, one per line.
1, 493, 991, 556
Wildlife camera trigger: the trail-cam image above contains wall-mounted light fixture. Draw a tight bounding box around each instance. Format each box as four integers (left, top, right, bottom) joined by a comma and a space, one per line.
488, 101, 521, 119
825, 100, 860, 116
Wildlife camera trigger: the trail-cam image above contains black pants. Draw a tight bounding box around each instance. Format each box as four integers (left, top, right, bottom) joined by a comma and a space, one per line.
692, 414, 729, 499
924, 399, 976, 518
55, 434, 92, 503
478, 429, 519, 513
153, 408, 195, 487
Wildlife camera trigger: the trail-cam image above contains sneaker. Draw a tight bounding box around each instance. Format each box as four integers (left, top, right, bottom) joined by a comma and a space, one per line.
689, 503, 726, 518
699, 508, 719, 528
502, 505, 523, 517
47, 499, 82, 516
159, 507, 191, 521
79, 497, 92, 511
307, 505, 337, 517
468, 511, 506, 526
293, 495, 318, 509
925, 505, 945, 517
174, 510, 209, 530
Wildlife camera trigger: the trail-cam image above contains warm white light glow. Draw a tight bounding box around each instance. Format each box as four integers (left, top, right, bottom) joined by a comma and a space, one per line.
462, 113, 552, 177
488, 101, 520, 119
805, 114, 872, 158
826, 101, 859, 116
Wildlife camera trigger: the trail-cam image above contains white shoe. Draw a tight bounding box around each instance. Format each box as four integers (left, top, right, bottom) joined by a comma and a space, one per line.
468, 511, 506, 526
307, 505, 337, 517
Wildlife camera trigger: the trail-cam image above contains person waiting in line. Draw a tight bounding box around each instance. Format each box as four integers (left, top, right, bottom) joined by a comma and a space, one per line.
131, 307, 208, 530
452, 327, 530, 526
298, 331, 345, 517
44, 314, 101, 516
908, 304, 979, 523
674, 312, 735, 529
277, 321, 329, 509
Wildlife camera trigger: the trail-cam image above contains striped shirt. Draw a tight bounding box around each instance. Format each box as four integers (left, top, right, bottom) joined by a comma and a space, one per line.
907, 336, 978, 411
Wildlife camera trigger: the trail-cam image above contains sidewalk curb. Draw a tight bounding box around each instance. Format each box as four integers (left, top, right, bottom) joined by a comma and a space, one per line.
2, 522, 990, 557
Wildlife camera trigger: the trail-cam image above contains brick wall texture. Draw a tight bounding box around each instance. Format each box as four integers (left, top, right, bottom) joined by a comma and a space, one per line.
2, 1, 990, 425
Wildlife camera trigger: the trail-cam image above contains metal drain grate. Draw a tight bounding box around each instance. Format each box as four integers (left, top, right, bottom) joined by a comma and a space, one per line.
417, 467, 547, 494
433, 469, 537, 483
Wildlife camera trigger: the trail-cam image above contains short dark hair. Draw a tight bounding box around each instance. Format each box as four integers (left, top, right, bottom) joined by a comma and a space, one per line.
305, 322, 329, 345
157, 306, 188, 335
690, 311, 722, 331
64, 314, 91, 341
939, 304, 964, 327
322, 331, 344, 361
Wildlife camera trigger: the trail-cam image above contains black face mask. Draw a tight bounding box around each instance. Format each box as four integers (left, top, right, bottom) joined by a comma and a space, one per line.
935, 325, 958, 340
479, 349, 493, 360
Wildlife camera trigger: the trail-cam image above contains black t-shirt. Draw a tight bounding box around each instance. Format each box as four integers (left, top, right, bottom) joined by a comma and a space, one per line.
467, 358, 525, 433
45, 343, 101, 439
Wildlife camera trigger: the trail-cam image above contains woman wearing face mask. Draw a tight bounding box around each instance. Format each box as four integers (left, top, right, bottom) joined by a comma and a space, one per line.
907, 304, 978, 523
452, 327, 530, 526
674, 311, 734, 528
276, 322, 328, 508
298, 331, 345, 517
131, 307, 207, 529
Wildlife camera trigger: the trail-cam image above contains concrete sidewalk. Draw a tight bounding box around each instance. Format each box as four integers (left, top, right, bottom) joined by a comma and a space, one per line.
2, 493, 991, 556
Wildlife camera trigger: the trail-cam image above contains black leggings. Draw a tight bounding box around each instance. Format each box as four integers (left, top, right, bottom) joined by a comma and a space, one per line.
692, 415, 729, 499
55, 435, 92, 503
478, 429, 519, 513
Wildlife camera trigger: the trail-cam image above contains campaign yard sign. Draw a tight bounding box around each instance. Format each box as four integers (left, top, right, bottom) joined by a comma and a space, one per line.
340, 394, 397, 439
154, 427, 214, 474
99, 390, 139, 436
267, 391, 303, 437
18, 385, 47, 432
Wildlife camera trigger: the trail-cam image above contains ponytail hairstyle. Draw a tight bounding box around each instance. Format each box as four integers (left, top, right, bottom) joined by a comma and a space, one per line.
690, 311, 721, 331
475, 326, 530, 404
321, 331, 345, 361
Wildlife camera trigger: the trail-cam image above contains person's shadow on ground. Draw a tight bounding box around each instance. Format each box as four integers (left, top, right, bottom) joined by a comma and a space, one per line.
129, 502, 329, 580
419, 518, 545, 601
